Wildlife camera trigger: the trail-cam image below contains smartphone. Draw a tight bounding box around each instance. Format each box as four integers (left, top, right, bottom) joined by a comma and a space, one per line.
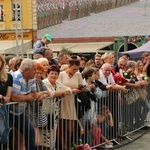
78, 85, 86, 90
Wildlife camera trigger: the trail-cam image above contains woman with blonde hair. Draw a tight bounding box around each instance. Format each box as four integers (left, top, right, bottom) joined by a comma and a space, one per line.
0, 54, 13, 148
101, 52, 113, 65
0, 54, 12, 103
135, 60, 147, 79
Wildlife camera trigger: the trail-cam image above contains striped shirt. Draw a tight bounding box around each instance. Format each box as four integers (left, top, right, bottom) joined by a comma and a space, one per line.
10, 70, 36, 115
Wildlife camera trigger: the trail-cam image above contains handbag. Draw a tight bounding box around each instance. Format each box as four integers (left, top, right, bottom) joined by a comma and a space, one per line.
38, 106, 48, 128
136, 87, 147, 101
124, 88, 139, 105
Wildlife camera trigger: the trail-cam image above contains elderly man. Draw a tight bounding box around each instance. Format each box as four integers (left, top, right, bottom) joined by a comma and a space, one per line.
99, 63, 128, 139
112, 56, 128, 75
9, 58, 49, 150
99, 63, 127, 92
33, 33, 52, 55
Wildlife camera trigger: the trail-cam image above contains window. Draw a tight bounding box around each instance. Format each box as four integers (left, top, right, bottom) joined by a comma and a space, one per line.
0, 5, 4, 21
12, 3, 21, 21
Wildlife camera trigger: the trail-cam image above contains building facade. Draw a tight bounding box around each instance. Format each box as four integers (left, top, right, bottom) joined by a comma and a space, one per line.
0, 0, 37, 41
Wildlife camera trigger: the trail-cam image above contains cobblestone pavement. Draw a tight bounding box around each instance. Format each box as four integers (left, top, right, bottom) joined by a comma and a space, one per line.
38, 0, 150, 38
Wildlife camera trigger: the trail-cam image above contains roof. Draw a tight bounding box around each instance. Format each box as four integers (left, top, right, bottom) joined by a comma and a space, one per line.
27, 42, 114, 54
0, 40, 32, 54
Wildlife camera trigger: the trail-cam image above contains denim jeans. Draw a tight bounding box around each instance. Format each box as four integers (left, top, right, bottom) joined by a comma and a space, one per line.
9, 113, 35, 150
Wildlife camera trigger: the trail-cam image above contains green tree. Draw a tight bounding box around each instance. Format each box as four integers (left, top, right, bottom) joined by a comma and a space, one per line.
59, 47, 73, 55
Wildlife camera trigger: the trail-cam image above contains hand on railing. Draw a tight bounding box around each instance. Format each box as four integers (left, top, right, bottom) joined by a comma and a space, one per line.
26, 94, 35, 103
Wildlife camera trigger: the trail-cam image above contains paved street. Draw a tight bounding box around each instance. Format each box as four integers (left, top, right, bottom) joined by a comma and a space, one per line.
116, 113, 150, 150
38, 0, 150, 38
117, 130, 150, 150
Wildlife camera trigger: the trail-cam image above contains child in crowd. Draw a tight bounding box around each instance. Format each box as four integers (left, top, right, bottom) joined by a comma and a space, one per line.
91, 105, 113, 148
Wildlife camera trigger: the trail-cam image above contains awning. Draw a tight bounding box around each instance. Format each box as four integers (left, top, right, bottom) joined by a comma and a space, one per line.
69, 42, 114, 53
49, 42, 114, 53
26, 42, 114, 56
0, 40, 32, 55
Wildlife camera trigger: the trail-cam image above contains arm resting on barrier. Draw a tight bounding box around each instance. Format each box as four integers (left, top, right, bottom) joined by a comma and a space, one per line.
11, 92, 35, 103
111, 84, 128, 93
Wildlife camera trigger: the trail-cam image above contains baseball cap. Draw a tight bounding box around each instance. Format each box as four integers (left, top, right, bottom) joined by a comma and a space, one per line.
44, 34, 52, 42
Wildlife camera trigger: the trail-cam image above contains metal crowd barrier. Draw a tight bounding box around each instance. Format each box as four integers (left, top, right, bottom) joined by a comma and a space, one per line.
0, 84, 149, 150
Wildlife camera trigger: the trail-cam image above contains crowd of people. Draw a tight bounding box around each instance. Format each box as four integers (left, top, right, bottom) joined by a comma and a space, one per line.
0, 35, 149, 149
36, 0, 138, 29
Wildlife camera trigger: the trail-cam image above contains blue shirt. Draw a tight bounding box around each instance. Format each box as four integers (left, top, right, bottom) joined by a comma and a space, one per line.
10, 70, 36, 115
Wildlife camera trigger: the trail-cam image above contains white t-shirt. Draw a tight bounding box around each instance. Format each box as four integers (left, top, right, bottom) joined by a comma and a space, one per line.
99, 70, 115, 97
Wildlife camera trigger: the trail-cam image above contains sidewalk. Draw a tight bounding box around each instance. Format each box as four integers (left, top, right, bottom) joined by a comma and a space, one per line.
117, 129, 150, 150
116, 112, 150, 150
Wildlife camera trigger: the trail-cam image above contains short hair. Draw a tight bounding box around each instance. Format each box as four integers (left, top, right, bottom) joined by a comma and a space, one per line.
122, 53, 130, 59
95, 54, 102, 58
36, 63, 44, 72
57, 53, 65, 58
81, 56, 87, 62
94, 67, 99, 73
126, 60, 136, 68
82, 67, 95, 80
43, 49, 52, 56
47, 65, 60, 74
102, 63, 111, 69
70, 55, 78, 59
118, 56, 128, 62
36, 58, 48, 64
33, 54, 43, 60
14, 58, 23, 71
142, 52, 149, 58
19, 58, 37, 72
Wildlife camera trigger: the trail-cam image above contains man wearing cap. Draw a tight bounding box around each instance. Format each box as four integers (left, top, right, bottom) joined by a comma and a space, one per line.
33, 34, 52, 55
